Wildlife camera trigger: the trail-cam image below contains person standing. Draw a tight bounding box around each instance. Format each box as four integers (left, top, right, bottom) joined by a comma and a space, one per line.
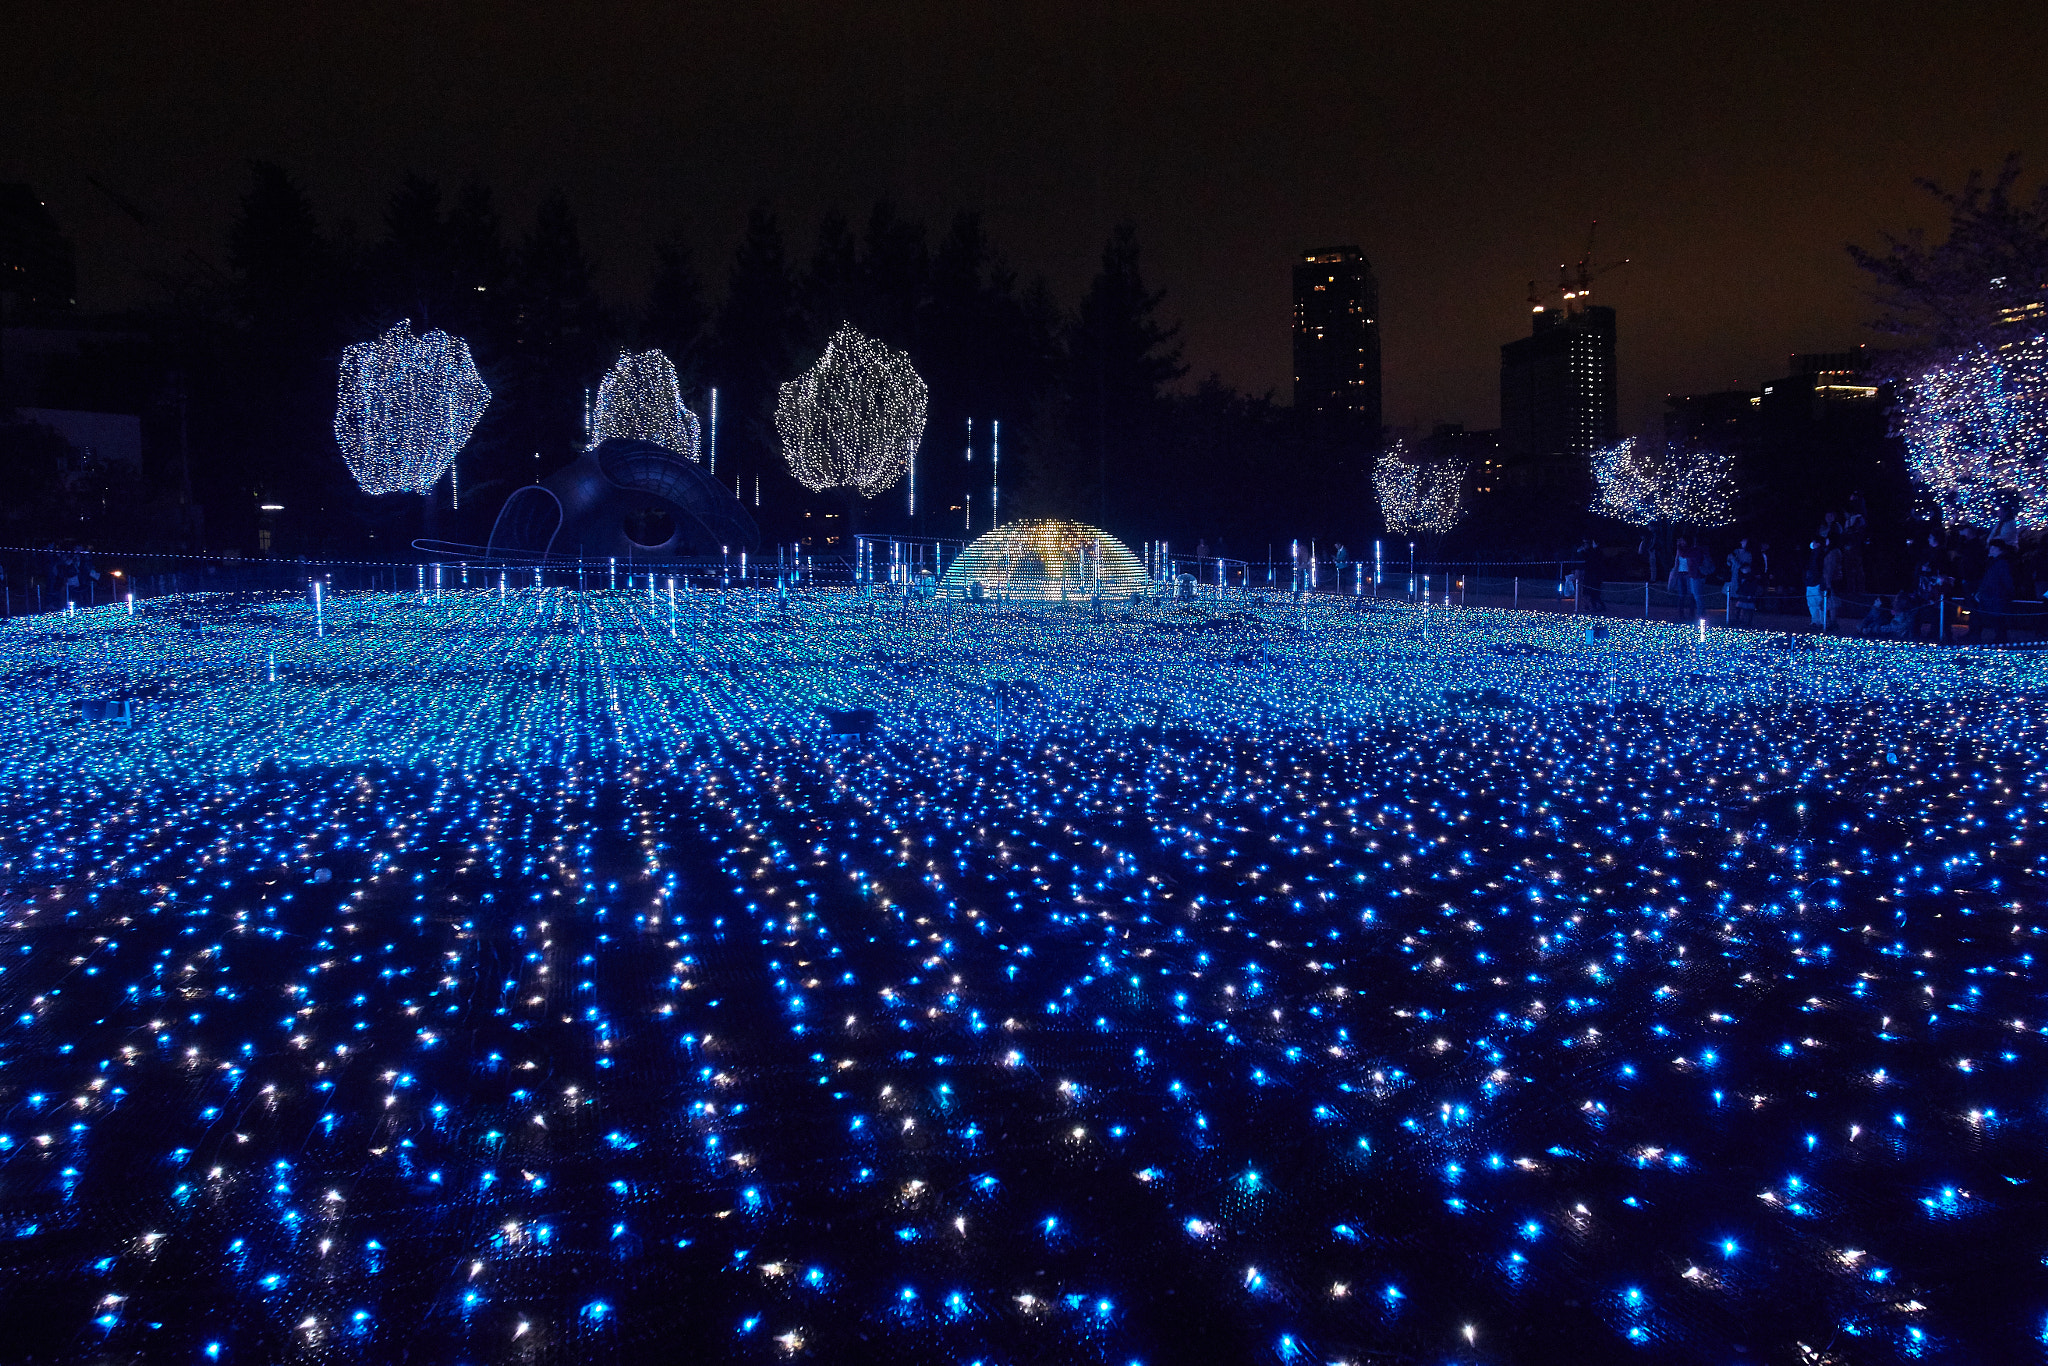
1822, 539, 1844, 629
1804, 540, 1830, 631
1841, 504, 1868, 596
1725, 538, 1755, 627
1685, 539, 1710, 622
1576, 536, 1606, 615
1975, 540, 2015, 645
1910, 534, 1949, 641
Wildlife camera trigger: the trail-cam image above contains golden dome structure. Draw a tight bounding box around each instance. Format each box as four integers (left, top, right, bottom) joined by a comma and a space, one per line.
939, 520, 1149, 601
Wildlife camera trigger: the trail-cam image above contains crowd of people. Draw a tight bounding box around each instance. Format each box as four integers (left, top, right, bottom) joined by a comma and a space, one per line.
1564, 494, 2042, 644
0, 544, 104, 618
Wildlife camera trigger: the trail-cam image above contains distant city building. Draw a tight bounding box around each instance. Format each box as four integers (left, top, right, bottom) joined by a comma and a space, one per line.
1292, 247, 1381, 440
15, 408, 142, 475
1499, 303, 1616, 487
1417, 422, 1501, 493
0, 185, 76, 315
1662, 344, 1905, 578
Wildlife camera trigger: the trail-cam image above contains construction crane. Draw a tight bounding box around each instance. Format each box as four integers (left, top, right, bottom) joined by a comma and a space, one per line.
1527, 222, 1630, 315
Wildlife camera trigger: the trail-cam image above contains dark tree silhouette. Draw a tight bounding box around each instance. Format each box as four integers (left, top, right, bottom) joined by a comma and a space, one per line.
642, 231, 710, 392
1070, 223, 1186, 522
1850, 154, 2048, 360
858, 202, 927, 350
710, 204, 802, 507
505, 192, 613, 482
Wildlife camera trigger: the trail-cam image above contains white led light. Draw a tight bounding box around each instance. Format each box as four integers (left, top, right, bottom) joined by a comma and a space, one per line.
333, 321, 490, 496
775, 324, 927, 497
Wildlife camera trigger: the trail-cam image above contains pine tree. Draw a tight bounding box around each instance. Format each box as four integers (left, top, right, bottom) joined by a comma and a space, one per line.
1070, 223, 1185, 522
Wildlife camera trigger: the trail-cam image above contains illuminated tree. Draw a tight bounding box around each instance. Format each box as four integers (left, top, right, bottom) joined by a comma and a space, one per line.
592, 349, 701, 458
1373, 439, 1467, 534
1895, 339, 2048, 529
333, 321, 490, 496
775, 323, 927, 497
1589, 437, 1734, 529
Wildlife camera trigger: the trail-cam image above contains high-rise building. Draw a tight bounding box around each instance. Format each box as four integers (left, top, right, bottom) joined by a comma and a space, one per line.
0, 185, 76, 315
1292, 247, 1381, 440
1499, 303, 1616, 487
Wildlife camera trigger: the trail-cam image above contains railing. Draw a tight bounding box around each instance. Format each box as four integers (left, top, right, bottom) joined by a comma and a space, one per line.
2, 541, 2040, 645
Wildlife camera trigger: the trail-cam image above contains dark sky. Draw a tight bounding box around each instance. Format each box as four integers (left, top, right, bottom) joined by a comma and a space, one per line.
7, 2, 2046, 435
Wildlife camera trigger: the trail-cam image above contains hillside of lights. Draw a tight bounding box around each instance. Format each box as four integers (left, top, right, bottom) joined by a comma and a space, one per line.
2, 582, 2046, 1365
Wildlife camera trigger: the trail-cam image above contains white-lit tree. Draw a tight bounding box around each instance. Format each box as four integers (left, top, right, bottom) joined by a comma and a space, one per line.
1894, 339, 2048, 530
334, 321, 490, 496
775, 324, 927, 497
1373, 439, 1467, 535
1851, 156, 2048, 530
1589, 436, 1735, 529
591, 349, 701, 458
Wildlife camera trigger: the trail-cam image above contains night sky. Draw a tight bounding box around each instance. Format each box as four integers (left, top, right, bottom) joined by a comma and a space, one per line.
7, 1, 2047, 435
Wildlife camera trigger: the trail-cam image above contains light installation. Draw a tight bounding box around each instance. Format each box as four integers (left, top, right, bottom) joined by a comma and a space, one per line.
1, 584, 2045, 1363
1895, 338, 2048, 529
1588, 436, 1736, 528
937, 519, 1146, 599
591, 350, 702, 459
775, 324, 927, 497
1373, 439, 1467, 534
333, 321, 490, 496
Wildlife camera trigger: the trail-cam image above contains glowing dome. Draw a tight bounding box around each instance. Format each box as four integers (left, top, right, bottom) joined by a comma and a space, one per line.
939, 520, 1148, 601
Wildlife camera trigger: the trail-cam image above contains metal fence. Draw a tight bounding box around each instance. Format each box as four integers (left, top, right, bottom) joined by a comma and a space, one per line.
3, 541, 2041, 645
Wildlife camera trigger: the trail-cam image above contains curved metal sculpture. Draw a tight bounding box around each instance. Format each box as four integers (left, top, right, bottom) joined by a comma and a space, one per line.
334, 321, 490, 495
937, 520, 1147, 601
486, 438, 759, 561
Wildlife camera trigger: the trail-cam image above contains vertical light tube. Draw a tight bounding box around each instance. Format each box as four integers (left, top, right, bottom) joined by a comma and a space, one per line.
991, 420, 1000, 526
708, 388, 719, 475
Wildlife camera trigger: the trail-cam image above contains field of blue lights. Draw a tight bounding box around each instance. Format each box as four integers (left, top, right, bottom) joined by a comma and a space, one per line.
2, 585, 2045, 1365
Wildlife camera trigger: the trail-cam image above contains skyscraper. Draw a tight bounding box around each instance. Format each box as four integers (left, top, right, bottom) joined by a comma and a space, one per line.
1292, 247, 1381, 440
1499, 303, 1616, 489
